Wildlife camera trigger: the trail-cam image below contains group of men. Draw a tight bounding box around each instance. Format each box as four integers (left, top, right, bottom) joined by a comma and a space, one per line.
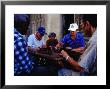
14, 14, 97, 76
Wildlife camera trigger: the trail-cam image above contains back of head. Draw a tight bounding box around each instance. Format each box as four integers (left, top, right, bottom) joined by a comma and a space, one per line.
14, 14, 30, 35
83, 14, 97, 28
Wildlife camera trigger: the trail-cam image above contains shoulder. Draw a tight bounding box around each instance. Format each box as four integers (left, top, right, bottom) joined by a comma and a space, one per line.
55, 39, 58, 42
64, 33, 70, 37
63, 33, 70, 39
28, 34, 35, 38
14, 29, 21, 37
46, 39, 50, 42
76, 32, 84, 39
88, 31, 97, 45
29, 34, 34, 37
14, 29, 24, 41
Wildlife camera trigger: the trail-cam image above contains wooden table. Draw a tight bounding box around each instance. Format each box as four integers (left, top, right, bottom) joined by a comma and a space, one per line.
35, 51, 63, 61
29, 48, 64, 67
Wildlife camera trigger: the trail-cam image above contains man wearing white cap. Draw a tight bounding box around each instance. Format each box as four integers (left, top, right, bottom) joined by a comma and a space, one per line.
56, 23, 85, 55
58, 14, 97, 76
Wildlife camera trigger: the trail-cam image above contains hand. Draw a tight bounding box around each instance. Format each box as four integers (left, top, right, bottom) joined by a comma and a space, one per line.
56, 42, 63, 49
61, 50, 69, 58
30, 48, 37, 52
56, 44, 60, 49
35, 47, 41, 51
42, 45, 46, 48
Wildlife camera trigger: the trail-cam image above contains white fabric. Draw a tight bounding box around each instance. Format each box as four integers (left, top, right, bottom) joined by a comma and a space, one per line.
28, 34, 45, 48
68, 23, 78, 31
78, 31, 97, 73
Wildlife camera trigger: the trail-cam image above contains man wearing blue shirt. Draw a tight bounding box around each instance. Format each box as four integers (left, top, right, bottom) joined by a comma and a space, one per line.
56, 23, 85, 57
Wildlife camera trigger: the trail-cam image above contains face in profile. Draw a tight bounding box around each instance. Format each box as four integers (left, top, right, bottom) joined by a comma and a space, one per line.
83, 21, 91, 31
35, 32, 42, 40
80, 22, 84, 30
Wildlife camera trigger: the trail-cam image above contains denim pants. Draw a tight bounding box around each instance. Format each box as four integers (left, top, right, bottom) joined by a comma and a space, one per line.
58, 68, 80, 76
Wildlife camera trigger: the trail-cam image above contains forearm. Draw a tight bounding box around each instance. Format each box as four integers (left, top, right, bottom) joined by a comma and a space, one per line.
65, 55, 84, 72
28, 46, 40, 52
55, 42, 63, 49
61, 48, 84, 72
72, 47, 84, 53
28, 46, 34, 52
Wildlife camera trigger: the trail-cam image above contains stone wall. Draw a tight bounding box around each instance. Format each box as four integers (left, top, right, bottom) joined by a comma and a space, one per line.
29, 14, 62, 42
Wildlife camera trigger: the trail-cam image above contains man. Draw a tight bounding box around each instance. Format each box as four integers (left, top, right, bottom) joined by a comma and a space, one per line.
58, 14, 97, 76
14, 14, 34, 75
28, 27, 46, 52
56, 23, 85, 53
56, 23, 85, 61
27, 27, 47, 70
46, 32, 58, 48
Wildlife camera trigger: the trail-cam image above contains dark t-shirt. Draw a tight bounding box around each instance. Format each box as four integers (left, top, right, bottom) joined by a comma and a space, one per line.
46, 39, 58, 47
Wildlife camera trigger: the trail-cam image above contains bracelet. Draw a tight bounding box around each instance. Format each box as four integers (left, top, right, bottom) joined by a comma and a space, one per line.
66, 56, 69, 61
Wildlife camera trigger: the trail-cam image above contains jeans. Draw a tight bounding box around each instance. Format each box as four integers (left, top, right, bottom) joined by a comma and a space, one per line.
58, 68, 80, 76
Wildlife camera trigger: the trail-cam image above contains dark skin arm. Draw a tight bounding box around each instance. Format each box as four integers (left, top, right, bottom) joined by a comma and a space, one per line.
61, 50, 84, 72
28, 46, 40, 52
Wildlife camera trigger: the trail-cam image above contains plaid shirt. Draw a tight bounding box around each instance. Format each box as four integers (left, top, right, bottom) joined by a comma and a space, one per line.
61, 32, 85, 49
14, 29, 33, 75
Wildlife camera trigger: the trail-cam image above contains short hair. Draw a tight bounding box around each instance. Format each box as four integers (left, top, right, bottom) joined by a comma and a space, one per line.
83, 14, 97, 28
48, 32, 56, 38
14, 14, 30, 35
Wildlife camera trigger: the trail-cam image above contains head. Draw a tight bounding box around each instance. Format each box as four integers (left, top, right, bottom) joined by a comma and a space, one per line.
68, 23, 78, 40
82, 14, 97, 34
14, 14, 30, 35
35, 27, 46, 40
48, 32, 56, 40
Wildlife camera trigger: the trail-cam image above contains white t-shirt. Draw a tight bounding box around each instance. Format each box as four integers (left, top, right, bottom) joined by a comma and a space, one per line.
28, 34, 45, 48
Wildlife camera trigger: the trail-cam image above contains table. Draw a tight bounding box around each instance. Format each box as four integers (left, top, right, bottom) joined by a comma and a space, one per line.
29, 49, 65, 75
35, 51, 63, 61
28, 48, 81, 75
29, 48, 64, 66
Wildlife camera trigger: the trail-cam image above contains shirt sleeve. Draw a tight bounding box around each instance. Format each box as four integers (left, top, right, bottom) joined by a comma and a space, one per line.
40, 37, 45, 46
61, 35, 67, 44
78, 44, 97, 73
21, 40, 33, 73
77, 33, 85, 47
14, 36, 33, 74
28, 35, 33, 47
46, 39, 49, 46
42, 39, 45, 45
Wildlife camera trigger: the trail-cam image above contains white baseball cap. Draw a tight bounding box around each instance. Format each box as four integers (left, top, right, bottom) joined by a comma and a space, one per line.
68, 23, 78, 31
